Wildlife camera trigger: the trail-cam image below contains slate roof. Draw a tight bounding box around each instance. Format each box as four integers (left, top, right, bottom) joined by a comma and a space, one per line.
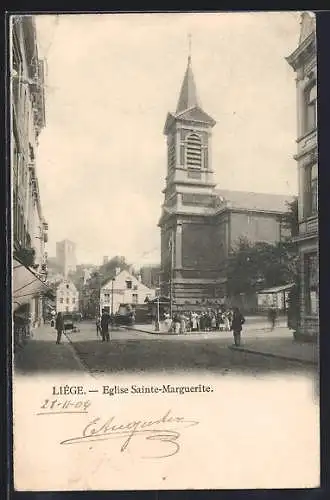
176, 56, 200, 113
214, 189, 295, 213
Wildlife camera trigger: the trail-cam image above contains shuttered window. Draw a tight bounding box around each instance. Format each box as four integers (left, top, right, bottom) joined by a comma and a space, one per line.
186, 133, 202, 169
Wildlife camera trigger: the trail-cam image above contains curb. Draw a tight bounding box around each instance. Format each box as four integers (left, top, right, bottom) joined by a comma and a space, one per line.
228, 345, 318, 366
124, 325, 289, 336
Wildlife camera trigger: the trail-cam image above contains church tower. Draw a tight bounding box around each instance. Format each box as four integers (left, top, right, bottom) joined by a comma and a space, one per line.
159, 50, 219, 308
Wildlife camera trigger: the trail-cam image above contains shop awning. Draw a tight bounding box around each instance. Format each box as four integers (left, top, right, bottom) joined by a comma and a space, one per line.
257, 283, 295, 295
13, 258, 49, 311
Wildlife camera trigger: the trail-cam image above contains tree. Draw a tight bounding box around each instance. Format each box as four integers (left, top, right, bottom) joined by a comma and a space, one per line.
225, 237, 298, 297
98, 255, 131, 283
282, 198, 299, 237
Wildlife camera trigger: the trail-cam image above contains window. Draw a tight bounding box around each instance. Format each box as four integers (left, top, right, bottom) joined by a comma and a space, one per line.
72, 298, 75, 304
126, 280, 132, 289
304, 163, 318, 217
304, 253, 318, 315
132, 294, 138, 304
104, 293, 110, 303
186, 133, 202, 169
304, 82, 317, 134
60, 298, 63, 304
66, 298, 69, 304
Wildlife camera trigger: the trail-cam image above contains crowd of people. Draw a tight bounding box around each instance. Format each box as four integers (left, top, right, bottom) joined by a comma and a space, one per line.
158, 306, 245, 346
162, 308, 233, 334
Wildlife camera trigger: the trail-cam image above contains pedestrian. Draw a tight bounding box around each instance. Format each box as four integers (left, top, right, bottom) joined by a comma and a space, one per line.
231, 307, 245, 347
100, 310, 111, 342
55, 311, 64, 344
179, 313, 186, 334
224, 310, 231, 331
268, 306, 277, 331
173, 313, 180, 334
211, 314, 217, 331
191, 312, 198, 332
96, 315, 101, 337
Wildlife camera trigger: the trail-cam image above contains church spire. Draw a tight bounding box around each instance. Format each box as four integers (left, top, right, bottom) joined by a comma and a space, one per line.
176, 35, 200, 114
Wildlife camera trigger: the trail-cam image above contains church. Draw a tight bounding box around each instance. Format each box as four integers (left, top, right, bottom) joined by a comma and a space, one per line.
159, 53, 294, 309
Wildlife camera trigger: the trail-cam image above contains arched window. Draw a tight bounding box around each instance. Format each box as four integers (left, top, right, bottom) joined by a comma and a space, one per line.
186, 133, 202, 169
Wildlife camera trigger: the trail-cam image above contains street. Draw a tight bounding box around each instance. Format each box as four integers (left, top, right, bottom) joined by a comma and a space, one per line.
15, 320, 317, 376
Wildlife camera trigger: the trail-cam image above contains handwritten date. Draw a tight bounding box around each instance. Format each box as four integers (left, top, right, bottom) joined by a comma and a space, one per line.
39, 399, 91, 412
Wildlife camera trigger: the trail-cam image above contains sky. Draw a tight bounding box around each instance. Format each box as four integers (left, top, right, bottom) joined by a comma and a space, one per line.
34, 11, 301, 267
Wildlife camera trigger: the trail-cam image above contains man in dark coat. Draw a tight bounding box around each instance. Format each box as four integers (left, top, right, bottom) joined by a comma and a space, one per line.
231, 307, 245, 346
55, 312, 64, 344
100, 310, 110, 342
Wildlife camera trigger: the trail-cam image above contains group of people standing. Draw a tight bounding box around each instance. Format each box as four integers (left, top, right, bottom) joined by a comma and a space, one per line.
162, 306, 246, 346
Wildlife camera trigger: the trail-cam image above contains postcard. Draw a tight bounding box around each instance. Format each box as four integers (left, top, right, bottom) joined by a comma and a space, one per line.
11, 11, 319, 491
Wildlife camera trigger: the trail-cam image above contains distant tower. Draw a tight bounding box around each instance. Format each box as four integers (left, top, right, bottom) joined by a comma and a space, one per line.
103, 256, 109, 265
158, 41, 218, 306
56, 239, 77, 278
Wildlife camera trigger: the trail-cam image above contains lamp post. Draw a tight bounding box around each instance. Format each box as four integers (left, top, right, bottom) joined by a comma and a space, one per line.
111, 277, 115, 316
155, 275, 161, 332
97, 272, 103, 318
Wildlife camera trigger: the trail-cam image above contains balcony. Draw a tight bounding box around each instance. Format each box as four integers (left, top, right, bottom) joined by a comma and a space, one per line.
297, 216, 318, 241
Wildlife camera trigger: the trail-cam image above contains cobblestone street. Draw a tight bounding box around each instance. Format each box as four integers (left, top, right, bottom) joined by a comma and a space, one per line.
14, 321, 318, 376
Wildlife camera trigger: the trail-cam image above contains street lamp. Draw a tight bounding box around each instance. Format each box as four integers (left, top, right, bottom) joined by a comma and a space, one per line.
97, 273, 103, 317
155, 275, 161, 332
111, 277, 115, 316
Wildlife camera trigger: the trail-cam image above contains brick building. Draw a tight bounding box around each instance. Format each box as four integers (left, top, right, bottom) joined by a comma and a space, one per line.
159, 53, 294, 309
286, 13, 318, 341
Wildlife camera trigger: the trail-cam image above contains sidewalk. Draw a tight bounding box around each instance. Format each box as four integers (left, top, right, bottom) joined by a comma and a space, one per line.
229, 337, 318, 366
126, 322, 318, 365
14, 324, 86, 373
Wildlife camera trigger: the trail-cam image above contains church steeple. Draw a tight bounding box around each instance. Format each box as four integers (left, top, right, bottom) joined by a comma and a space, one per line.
176, 54, 200, 114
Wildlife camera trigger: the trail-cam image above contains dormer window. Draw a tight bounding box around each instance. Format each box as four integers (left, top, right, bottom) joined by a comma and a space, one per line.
126, 280, 132, 289
186, 133, 202, 169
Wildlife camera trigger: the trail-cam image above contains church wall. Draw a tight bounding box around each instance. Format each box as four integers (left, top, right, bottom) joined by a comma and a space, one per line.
181, 222, 218, 269
229, 212, 282, 248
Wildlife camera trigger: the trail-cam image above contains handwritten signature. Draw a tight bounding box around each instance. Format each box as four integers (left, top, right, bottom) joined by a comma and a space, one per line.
60, 409, 199, 458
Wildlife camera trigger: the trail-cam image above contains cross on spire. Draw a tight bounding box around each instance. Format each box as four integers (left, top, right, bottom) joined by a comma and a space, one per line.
188, 33, 192, 62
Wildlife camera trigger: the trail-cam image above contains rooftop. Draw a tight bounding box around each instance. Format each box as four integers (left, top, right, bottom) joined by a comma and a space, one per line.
214, 189, 295, 214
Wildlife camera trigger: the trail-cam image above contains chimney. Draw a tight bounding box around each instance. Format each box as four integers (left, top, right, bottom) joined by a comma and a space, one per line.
115, 267, 121, 276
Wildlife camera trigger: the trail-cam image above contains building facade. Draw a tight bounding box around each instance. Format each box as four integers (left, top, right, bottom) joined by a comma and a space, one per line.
100, 269, 155, 315
12, 15, 49, 329
286, 13, 318, 341
159, 54, 294, 309
56, 280, 79, 313
140, 265, 161, 289
56, 239, 77, 278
